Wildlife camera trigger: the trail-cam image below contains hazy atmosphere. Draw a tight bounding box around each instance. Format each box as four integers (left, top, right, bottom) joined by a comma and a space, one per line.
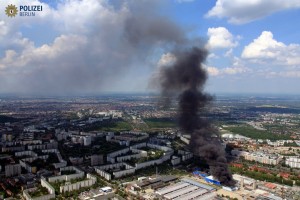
1, 0, 300, 95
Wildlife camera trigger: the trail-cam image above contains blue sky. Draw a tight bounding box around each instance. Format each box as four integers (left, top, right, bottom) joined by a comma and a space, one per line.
0, 0, 300, 95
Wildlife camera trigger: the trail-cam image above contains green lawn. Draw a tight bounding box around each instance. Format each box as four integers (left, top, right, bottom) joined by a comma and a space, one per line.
28, 186, 49, 198
144, 118, 177, 128
97, 121, 132, 131
223, 124, 291, 140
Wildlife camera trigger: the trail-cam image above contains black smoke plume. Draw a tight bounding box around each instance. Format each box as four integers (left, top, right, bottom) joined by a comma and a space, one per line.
158, 47, 235, 186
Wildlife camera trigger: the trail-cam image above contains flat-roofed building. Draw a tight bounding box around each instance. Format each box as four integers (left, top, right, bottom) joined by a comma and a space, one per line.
155, 178, 216, 200
285, 156, 300, 168
5, 164, 21, 177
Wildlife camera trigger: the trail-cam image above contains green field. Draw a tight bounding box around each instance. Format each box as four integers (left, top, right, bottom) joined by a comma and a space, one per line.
97, 121, 132, 131
144, 118, 177, 128
223, 124, 291, 140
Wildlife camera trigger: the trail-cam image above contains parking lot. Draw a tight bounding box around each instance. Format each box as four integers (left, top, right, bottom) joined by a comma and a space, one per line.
79, 188, 116, 200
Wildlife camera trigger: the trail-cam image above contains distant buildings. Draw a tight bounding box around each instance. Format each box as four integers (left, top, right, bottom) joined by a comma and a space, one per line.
95, 142, 174, 180
231, 149, 248, 157
2, 133, 13, 142
135, 175, 177, 190
5, 164, 21, 177
47, 166, 96, 193
242, 151, 281, 165
23, 178, 55, 200
83, 136, 92, 146
69, 157, 83, 165
155, 178, 216, 200
97, 110, 123, 118
27, 140, 58, 150
106, 131, 149, 145
266, 139, 296, 147
285, 157, 300, 168
233, 174, 256, 190
95, 162, 135, 180
171, 150, 193, 166
2, 145, 25, 152
42, 149, 67, 169
91, 154, 104, 166
71, 135, 92, 146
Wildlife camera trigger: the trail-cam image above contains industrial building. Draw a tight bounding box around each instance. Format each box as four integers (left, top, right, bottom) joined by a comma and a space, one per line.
204, 176, 221, 186
193, 171, 221, 186
155, 178, 216, 200
233, 174, 257, 190
137, 175, 178, 190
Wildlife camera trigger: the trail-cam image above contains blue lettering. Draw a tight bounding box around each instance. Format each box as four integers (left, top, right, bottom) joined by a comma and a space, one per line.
19, 5, 43, 12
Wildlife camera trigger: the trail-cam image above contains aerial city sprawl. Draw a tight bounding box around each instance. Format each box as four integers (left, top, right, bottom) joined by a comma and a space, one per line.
1, 94, 300, 199
1, 0, 300, 200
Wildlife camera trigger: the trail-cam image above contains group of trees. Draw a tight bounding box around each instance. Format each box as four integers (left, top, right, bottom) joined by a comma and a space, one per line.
28, 186, 48, 198
230, 166, 294, 186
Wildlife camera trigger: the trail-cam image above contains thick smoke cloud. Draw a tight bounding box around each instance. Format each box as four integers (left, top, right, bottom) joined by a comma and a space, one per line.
157, 47, 235, 186
0, 0, 185, 95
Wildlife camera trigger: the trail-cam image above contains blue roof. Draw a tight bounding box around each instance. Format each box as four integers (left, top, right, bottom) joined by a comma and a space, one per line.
205, 177, 221, 186
193, 171, 207, 177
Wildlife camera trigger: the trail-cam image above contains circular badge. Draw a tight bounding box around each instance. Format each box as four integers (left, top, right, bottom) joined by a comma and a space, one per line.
5, 4, 18, 17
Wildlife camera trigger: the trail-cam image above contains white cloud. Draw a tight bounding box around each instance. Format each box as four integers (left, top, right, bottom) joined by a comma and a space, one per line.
206, 66, 220, 76
0, 0, 55, 55
0, 21, 8, 37
279, 71, 300, 78
206, 0, 300, 24
157, 53, 176, 67
223, 66, 248, 75
207, 53, 219, 59
0, 0, 187, 94
223, 57, 250, 75
205, 57, 250, 77
242, 31, 300, 66
242, 31, 284, 59
206, 27, 237, 49
205, 65, 248, 76
267, 71, 300, 78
